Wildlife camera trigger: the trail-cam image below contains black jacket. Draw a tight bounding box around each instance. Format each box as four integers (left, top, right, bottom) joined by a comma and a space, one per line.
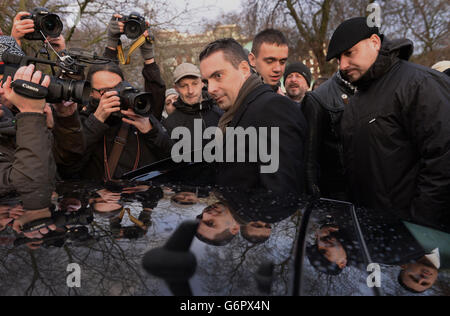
216, 84, 308, 195
341, 37, 450, 232
163, 92, 223, 139
302, 72, 356, 199
68, 112, 172, 180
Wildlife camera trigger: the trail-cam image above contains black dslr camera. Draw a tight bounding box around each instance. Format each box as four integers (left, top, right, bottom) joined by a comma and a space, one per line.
21, 7, 63, 41
115, 81, 152, 116
119, 12, 146, 39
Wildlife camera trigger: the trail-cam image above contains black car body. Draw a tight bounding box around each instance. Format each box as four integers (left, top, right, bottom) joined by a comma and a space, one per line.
0, 162, 448, 296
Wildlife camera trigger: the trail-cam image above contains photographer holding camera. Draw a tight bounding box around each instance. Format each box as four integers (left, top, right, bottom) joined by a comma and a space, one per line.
57, 13, 172, 181
7, 10, 87, 178
0, 64, 57, 239
103, 13, 165, 121
69, 60, 172, 180
11, 9, 64, 49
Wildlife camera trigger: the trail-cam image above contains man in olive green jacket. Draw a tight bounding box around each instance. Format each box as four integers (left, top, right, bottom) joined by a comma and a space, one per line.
0, 64, 57, 238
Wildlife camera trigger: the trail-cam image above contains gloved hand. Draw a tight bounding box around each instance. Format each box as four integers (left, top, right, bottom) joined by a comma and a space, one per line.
140, 27, 155, 61
106, 15, 123, 49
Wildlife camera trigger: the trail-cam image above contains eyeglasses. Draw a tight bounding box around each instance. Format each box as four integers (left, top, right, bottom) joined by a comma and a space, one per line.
92, 87, 116, 96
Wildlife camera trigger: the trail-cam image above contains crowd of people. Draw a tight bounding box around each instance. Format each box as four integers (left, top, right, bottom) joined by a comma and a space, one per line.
0, 12, 449, 241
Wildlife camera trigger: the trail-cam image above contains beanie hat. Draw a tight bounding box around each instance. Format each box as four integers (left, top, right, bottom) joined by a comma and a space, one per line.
326, 17, 380, 61
165, 88, 179, 98
284, 62, 312, 87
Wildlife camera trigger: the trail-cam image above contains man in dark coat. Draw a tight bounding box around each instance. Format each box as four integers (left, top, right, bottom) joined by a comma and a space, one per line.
199, 38, 307, 195
327, 17, 450, 231
302, 71, 356, 200
163, 63, 223, 138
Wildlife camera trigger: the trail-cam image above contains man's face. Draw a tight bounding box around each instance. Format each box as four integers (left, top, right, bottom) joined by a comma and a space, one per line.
165, 94, 178, 115
175, 77, 203, 106
91, 71, 123, 100
401, 259, 439, 293
197, 203, 239, 240
245, 221, 272, 238
200, 51, 250, 111
285, 72, 309, 102
172, 192, 198, 205
249, 43, 289, 86
317, 227, 347, 269
338, 35, 381, 83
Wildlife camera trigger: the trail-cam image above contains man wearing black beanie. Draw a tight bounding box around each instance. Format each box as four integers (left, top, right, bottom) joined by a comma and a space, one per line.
327, 17, 450, 232
284, 62, 311, 104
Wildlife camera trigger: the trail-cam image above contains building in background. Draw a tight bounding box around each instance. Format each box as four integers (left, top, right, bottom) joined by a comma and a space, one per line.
155, 25, 250, 87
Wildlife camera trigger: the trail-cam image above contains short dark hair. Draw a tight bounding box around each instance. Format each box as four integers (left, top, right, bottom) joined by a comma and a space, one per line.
252, 29, 288, 56
196, 228, 236, 247
240, 225, 270, 244
199, 38, 248, 69
87, 62, 125, 83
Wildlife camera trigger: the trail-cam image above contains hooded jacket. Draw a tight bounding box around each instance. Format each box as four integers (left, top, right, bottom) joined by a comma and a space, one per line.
341, 37, 450, 232
302, 72, 356, 199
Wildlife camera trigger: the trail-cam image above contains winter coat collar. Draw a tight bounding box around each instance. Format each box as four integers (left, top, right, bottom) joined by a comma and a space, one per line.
354, 37, 414, 90
173, 92, 215, 115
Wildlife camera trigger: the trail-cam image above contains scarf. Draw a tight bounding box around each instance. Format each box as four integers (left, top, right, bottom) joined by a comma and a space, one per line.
218, 74, 263, 133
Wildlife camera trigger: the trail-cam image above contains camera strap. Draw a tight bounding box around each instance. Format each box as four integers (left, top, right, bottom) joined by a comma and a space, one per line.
105, 122, 130, 180
11, 80, 48, 99
117, 34, 148, 65
104, 122, 141, 181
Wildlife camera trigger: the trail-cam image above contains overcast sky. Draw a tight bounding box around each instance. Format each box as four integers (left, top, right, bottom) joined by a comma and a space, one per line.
171, 0, 243, 32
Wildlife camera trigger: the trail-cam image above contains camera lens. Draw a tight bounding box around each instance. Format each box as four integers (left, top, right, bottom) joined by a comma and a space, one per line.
133, 94, 151, 115
40, 14, 63, 38
47, 78, 91, 105
125, 21, 143, 39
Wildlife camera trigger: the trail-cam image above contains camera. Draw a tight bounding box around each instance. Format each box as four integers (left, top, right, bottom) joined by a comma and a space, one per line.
115, 81, 152, 116
119, 12, 146, 40
21, 7, 63, 41
2, 51, 91, 105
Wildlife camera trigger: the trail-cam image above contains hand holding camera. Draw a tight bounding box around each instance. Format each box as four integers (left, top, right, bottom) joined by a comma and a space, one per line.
106, 12, 151, 46
11, 12, 35, 45
94, 90, 121, 123
2, 64, 51, 113
12, 8, 63, 45
45, 35, 66, 53
107, 14, 125, 49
